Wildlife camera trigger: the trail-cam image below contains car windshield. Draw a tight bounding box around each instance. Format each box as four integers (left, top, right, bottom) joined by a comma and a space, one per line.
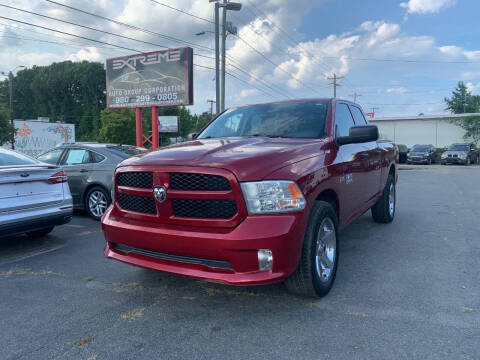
448, 144, 469, 151
105, 145, 146, 159
198, 102, 328, 139
411, 146, 429, 152
0, 149, 38, 166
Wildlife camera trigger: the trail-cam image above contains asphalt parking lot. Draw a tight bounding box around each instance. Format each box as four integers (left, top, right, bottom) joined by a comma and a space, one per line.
1, 165, 479, 360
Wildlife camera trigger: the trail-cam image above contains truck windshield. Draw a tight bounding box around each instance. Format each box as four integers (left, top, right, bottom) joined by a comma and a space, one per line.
448, 144, 469, 151
198, 102, 328, 139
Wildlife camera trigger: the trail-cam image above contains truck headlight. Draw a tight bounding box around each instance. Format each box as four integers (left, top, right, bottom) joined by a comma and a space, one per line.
240, 181, 306, 214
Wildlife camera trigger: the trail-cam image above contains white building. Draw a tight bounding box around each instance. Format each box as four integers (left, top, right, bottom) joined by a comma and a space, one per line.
369, 113, 479, 148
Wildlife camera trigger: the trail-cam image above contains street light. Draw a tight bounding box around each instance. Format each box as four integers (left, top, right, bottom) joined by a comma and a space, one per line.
212, 1, 241, 114
1, 65, 25, 149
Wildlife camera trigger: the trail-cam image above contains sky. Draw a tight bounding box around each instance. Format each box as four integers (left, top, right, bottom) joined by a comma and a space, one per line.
1, 0, 480, 118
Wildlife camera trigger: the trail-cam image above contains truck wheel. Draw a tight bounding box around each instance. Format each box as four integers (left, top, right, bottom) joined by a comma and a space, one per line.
371, 173, 395, 223
86, 186, 110, 221
27, 227, 54, 238
285, 201, 338, 298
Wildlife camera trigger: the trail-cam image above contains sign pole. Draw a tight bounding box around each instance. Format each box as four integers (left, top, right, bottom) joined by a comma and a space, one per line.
135, 107, 142, 147
152, 106, 159, 149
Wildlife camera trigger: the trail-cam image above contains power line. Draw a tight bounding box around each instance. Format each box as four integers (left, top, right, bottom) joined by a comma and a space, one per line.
137, 0, 324, 95
328, 73, 344, 98
148, 0, 215, 24
44, 0, 214, 52
43, 0, 291, 99
0, 15, 277, 101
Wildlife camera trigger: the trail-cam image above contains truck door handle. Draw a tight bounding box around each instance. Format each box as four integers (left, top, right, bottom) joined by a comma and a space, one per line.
80, 169, 89, 173
359, 153, 369, 160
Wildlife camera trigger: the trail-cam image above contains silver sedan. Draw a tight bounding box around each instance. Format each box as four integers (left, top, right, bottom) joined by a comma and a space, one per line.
0, 148, 73, 238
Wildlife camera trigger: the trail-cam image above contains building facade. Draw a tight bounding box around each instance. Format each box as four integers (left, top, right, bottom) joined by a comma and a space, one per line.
369, 113, 479, 148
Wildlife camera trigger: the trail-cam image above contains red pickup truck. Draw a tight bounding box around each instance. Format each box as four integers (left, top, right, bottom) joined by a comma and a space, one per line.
102, 99, 397, 297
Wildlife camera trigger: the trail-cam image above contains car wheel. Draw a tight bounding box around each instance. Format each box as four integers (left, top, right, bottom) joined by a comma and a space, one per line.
26, 226, 54, 238
371, 173, 395, 223
86, 186, 110, 221
285, 201, 338, 298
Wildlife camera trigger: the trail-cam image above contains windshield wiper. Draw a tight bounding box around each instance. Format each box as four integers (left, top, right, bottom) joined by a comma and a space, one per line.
248, 134, 285, 138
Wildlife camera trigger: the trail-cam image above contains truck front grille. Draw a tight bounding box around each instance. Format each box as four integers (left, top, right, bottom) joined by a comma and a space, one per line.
171, 199, 237, 219
117, 172, 153, 188
117, 193, 156, 214
169, 173, 231, 191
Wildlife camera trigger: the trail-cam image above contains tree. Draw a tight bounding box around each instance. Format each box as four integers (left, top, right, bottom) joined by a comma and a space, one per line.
98, 109, 136, 145
444, 81, 480, 114
0, 103, 14, 146
454, 115, 480, 145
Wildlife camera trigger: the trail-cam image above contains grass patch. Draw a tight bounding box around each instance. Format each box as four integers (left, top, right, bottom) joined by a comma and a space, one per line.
85, 277, 94, 282
120, 307, 145, 321
75, 337, 93, 347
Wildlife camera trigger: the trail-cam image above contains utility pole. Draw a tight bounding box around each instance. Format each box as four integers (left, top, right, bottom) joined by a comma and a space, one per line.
350, 91, 361, 103
328, 73, 344, 98
370, 107, 379, 117
8, 71, 13, 149
207, 99, 216, 117
221, 0, 227, 112
214, 1, 221, 116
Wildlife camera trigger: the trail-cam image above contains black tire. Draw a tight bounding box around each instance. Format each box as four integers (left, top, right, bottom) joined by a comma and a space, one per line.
26, 226, 54, 238
371, 173, 395, 223
85, 186, 110, 221
285, 201, 339, 298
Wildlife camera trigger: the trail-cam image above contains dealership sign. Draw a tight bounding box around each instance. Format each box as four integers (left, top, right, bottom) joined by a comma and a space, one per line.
106, 47, 193, 109
158, 116, 179, 133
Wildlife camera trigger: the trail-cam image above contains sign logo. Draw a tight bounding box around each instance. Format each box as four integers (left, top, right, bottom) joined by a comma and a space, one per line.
153, 186, 167, 203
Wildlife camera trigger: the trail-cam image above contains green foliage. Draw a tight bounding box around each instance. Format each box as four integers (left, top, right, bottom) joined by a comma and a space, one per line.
454, 115, 480, 144
0, 60, 209, 146
0, 61, 105, 141
0, 103, 14, 146
98, 109, 136, 145
444, 81, 480, 114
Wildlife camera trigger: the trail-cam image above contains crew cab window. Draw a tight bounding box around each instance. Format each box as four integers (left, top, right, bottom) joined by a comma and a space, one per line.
349, 105, 368, 125
64, 149, 90, 165
37, 148, 64, 165
90, 151, 106, 163
335, 103, 355, 138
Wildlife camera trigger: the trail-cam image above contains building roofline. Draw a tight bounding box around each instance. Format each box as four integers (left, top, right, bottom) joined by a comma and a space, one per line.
370, 113, 480, 122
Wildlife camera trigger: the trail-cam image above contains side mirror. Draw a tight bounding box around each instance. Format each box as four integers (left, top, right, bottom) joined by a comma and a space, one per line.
191, 133, 198, 140
337, 125, 379, 146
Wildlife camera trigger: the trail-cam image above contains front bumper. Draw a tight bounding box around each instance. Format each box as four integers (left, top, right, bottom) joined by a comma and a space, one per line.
102, 206, 308, 285
407, 157, 430, 164
442, 157, 467, 164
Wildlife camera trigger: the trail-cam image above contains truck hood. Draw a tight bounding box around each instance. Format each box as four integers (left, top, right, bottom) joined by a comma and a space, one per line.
119, 137, 325, 181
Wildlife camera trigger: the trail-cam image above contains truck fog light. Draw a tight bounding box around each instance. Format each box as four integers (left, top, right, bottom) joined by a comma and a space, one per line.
258, 249, 273, 271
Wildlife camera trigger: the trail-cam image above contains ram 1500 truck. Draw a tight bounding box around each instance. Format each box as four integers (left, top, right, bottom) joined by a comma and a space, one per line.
102, 99, 397, 297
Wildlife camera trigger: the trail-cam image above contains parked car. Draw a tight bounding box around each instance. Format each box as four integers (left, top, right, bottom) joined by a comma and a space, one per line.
102, 99, 398, 298
441, 143, 479, 165
36, 143, 145, 220
407, 144, 436, 164
0, 148, 72, 238
396, 144, 408, 163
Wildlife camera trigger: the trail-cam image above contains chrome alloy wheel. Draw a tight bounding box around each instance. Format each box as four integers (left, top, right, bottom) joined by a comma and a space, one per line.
315, 217, 336, 282
88, 190, 108, 218
388, 182, 395, 217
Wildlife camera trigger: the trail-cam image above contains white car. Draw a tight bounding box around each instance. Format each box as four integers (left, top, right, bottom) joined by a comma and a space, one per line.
0, 148, 73, 238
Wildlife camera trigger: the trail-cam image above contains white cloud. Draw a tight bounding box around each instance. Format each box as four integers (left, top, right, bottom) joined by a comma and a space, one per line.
400, 0, 456, 15
240, 89, 260, 98
466, 82, 480, 94
386, 87, 408, 94
68, 47, 103, 62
